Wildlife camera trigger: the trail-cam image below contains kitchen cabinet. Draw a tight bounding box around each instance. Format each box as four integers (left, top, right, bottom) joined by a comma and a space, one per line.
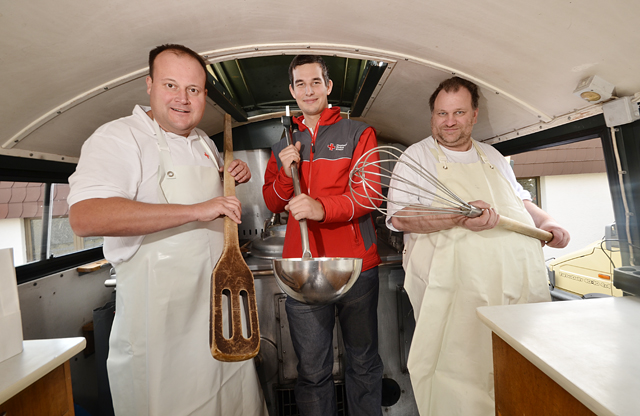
0, 337, 86, 415
477, 297, 640, 416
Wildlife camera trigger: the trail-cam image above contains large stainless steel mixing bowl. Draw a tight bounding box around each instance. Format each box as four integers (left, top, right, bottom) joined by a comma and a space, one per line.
272, 257, 362, 304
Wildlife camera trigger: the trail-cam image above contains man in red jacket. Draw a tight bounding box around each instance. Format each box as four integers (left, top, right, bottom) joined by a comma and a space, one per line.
262, 55, 383, 416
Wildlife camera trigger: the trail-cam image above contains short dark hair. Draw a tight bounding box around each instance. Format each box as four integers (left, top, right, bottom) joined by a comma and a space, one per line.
429, 77, 479, 112
288, 55, 330, 86
148, 44, 207, 80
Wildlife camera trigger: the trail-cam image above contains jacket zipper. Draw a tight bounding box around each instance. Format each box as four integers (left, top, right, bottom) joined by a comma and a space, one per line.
307, 122, 320, 195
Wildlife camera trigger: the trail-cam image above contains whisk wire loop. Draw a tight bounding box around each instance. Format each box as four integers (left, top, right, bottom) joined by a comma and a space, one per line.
349, 146, 481, 218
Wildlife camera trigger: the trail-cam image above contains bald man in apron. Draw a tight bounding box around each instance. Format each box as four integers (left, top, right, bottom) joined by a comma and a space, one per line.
386, 77, 570, 416
69, 44, 267, 415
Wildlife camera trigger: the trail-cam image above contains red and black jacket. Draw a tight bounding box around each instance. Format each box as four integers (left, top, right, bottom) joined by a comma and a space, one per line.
262, 106, 381, 272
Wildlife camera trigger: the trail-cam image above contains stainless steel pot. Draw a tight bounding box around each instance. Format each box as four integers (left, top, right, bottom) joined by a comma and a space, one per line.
251, 224, 286, 259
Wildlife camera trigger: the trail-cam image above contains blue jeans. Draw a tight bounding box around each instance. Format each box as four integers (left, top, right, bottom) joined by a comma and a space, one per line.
285, 266, 383, 416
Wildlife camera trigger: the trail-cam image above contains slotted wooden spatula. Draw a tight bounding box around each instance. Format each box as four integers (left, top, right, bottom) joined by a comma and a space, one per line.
210, 113, 260, 362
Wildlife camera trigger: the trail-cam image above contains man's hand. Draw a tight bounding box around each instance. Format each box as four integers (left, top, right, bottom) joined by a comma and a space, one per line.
221, 159, 251, 184
195, 196, 243, 224
523, 200, 570, 248
285, 194, 325, 222
457, 200, 499, 231
536, 220, 570, 248
278, 142, 302, 178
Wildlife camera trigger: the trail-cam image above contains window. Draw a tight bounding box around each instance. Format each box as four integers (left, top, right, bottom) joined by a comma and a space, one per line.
0, 181, 103, 267
517, 177, 540, 207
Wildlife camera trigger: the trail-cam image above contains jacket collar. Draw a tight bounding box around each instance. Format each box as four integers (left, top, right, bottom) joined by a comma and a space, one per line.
292, 106, 342, 132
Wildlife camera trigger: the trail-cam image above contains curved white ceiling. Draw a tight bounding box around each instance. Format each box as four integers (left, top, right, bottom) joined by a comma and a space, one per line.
1, 0, 638, 161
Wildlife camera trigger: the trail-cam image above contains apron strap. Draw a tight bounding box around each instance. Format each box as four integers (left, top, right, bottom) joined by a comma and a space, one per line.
472, 140, 495, 169
431, 141, 449, 169
154, 121, 177, 180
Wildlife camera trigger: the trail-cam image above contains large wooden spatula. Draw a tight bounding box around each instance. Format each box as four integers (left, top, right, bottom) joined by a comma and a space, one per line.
210, 113, 260, 362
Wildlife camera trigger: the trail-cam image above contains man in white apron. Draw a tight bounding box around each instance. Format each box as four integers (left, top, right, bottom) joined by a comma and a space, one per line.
69, 44, 267, 415
386, 77, 570, 416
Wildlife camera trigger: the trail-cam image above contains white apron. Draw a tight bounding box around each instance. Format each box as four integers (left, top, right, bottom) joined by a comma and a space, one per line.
107, 122, 267, 416
404, 140, 550, 416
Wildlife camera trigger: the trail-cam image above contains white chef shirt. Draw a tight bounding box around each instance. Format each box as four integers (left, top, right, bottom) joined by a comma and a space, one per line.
386, 136, 530, 234
68, 105, 222, 264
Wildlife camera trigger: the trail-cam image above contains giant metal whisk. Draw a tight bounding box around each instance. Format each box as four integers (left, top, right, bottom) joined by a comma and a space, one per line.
349, 146, 553, 242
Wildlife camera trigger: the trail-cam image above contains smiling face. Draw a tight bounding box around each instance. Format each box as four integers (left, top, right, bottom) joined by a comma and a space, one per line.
146, 50, 207, 137
430, 87, 478, 151
289, 63, 333, 121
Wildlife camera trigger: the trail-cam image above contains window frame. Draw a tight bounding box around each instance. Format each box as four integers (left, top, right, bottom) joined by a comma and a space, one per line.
516, 176, 541, 207
1, 155, 103, 284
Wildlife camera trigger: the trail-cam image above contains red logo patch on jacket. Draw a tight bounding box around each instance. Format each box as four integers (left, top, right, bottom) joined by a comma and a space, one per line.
328, 143, 336, 151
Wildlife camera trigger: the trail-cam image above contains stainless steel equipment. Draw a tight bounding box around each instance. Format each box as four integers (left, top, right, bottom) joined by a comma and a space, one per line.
233, 148, 275, 241
250, 214, 286, 259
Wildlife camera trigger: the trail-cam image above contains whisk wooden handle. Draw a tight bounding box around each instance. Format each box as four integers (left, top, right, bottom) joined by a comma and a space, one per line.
498, 216, 553, 242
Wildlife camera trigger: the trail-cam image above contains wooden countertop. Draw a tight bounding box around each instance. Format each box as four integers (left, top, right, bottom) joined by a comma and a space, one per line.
477, 296, 640, 416
0, 337, 86, 405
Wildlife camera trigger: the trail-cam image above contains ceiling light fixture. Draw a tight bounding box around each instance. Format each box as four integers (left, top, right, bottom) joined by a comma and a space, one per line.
573, 75, 615, 104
